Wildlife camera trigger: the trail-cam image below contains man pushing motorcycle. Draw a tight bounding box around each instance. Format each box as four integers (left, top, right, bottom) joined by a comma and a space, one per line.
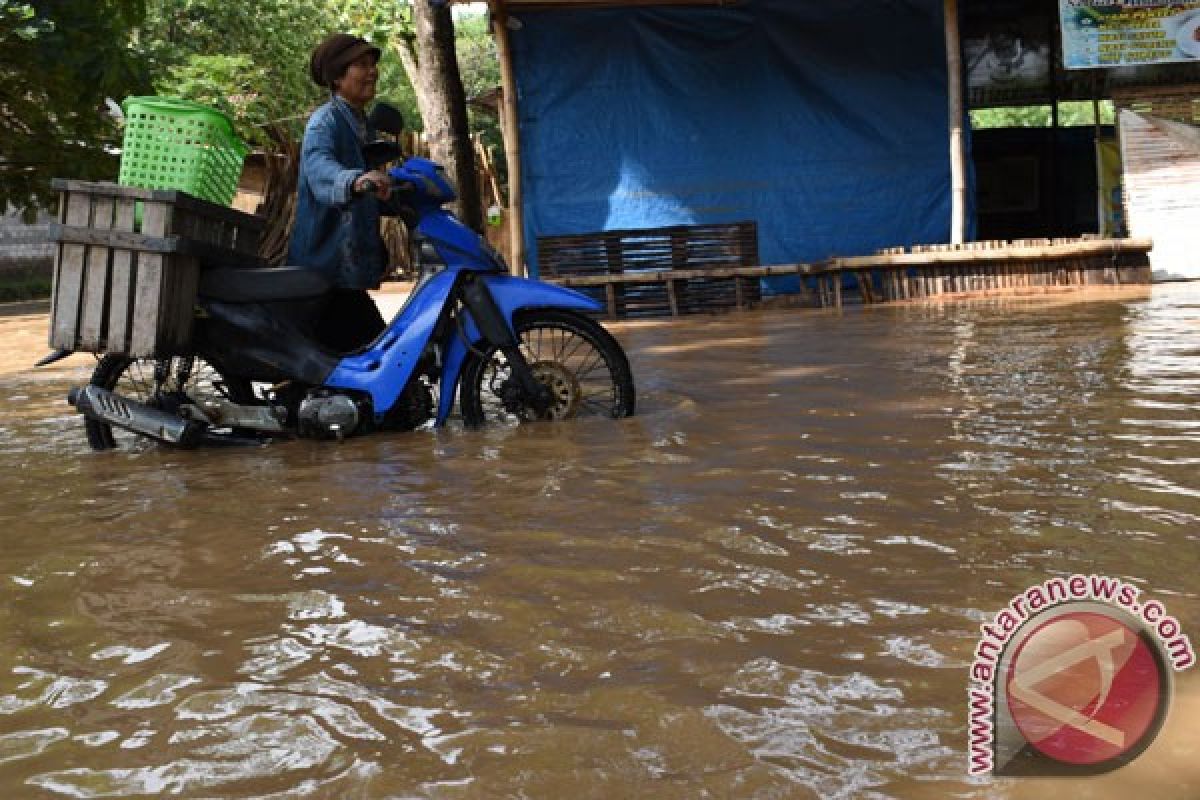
289, 33, 396, 352
59, 35, 635, 450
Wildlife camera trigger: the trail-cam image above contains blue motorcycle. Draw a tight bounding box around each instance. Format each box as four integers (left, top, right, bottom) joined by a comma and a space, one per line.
69, 107, 635, 450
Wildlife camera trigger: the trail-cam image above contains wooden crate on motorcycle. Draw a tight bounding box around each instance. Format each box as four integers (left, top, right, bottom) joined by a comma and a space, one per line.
47, 180, 266, 358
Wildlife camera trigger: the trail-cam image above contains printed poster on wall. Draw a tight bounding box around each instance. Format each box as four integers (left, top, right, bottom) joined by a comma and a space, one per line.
1060, 1, 1200, 68
1095, 137, 1126, 236
964, 0, 1054, 107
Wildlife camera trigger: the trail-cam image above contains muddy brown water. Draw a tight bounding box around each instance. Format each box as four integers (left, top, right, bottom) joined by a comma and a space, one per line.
0, 285, 1197, 798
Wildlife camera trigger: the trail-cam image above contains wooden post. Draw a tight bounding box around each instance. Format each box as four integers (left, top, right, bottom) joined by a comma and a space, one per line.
1047, 8, 1061, 238
944, 0, 967, 245
490, 2, 526, 277
1093, 92, 1106, 235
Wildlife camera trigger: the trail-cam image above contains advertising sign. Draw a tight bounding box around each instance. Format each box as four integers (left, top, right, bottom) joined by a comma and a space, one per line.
1060, 2, 1200, 68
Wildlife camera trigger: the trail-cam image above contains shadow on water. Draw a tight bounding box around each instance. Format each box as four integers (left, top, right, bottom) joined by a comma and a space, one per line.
0, 284, 1198, 797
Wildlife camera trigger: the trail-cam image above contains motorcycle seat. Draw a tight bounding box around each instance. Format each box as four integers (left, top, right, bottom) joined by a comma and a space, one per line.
199, 267, 331, 303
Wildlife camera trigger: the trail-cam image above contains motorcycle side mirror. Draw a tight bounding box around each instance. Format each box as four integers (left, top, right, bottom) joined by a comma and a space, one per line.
368, 102, 405, 136
363, 140, 404, 170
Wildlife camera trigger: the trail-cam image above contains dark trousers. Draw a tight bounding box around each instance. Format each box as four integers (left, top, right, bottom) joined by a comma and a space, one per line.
317, 289, 386, 353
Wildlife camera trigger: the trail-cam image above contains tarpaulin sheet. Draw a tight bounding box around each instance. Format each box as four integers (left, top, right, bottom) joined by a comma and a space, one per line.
510, 0, 960, 288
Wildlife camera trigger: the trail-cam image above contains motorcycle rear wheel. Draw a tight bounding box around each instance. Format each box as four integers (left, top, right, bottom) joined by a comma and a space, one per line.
84, 354, 255, 451
459, 309, 635, 427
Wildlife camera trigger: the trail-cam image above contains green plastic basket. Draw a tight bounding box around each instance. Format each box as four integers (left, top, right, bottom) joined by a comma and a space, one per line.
117, 96, 248, 206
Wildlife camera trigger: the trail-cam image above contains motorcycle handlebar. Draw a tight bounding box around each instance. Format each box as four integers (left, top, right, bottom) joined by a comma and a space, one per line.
353, 177, 415, 198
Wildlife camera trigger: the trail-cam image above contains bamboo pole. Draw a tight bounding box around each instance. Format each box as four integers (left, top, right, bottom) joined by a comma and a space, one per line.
483, 144, 504, 209
944, 0, 967, 245
490, 2, 526, 276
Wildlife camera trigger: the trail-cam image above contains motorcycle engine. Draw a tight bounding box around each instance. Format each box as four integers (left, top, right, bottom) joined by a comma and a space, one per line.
297, 391, 364, 439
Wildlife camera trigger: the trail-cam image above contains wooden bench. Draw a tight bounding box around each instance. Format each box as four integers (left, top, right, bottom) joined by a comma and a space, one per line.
538, 221, 761, 318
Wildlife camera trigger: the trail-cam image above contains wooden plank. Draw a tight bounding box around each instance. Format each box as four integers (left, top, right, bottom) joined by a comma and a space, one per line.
161, 254, 185, 352
165, 256, 200, 353
49, 223, 264, 268
152, 200, 195, 355
78, 196, 115, 350
550, 262, 826, 287
49, 192, 93, 350
50, 180, 266, 231
130, 202, 170, 358
47, 190, 66, 345
837, 239, 1152, 269
49, 224, 184, 253
666, 278, 679, 316
140, 201, 171, 237
129, 252, 164, 358
107, 199, 137, 353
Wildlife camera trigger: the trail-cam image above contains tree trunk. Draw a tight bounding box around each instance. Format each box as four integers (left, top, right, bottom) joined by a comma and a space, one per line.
405, 0, 483, 232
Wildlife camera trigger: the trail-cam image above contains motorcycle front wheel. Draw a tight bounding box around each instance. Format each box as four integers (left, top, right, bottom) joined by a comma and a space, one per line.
84, 354, 255, 451
458, 309, 635, 427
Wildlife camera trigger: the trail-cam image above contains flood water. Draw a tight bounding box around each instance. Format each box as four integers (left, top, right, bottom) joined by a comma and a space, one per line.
1, 284, 1198, 798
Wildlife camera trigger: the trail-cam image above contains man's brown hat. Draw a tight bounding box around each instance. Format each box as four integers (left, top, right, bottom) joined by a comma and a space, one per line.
309, 33, 381, 88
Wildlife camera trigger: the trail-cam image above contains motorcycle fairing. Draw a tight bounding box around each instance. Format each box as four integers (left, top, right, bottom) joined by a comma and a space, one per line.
419, 209, 500, 267
324, 269, 458, 415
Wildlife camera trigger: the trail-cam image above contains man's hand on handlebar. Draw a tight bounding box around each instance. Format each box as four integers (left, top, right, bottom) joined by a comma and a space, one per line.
353, 170, 392, 200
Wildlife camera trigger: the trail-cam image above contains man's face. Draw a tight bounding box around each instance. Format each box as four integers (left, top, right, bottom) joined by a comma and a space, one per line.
336, 53, 379, 109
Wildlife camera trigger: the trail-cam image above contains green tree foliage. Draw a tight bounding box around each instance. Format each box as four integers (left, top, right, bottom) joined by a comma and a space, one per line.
142, 0, 331, 143
0, 0, 150, 215
145, 0, 424, 143
971, 101, 1116, 129
455, 10, 504, 161
1, 0, 503, 215
310, 0, 420, 132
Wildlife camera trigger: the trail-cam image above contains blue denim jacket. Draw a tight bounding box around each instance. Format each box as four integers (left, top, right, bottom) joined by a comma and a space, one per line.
287, 98, 386, 289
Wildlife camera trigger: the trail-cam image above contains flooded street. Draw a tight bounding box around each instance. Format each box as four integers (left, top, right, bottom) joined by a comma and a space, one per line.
1, 284, 1198, 798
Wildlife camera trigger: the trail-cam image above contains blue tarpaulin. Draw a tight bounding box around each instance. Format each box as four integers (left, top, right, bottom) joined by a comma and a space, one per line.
510, 0, 962, 287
